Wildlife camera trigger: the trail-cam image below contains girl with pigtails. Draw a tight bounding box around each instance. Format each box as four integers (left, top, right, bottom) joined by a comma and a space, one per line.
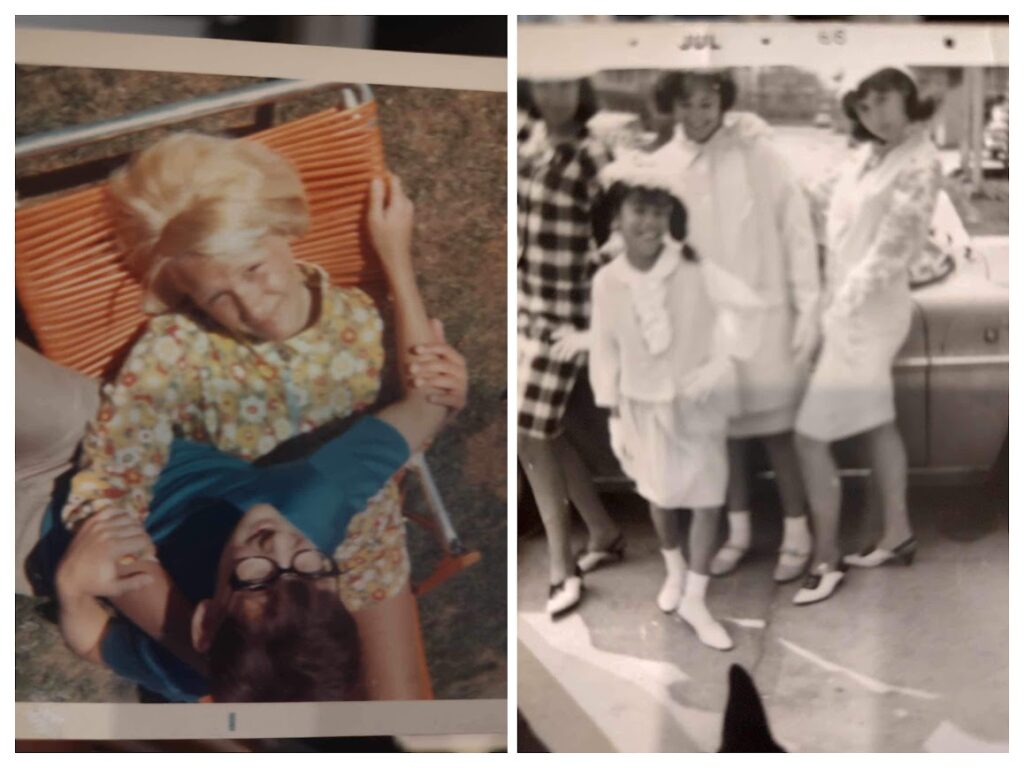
588, 153, 766, 651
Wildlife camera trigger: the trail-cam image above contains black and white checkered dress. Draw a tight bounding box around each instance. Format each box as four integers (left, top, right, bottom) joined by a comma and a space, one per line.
517, 123, 610, 439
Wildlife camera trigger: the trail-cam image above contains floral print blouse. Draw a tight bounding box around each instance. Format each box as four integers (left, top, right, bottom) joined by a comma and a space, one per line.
807, 128, 942, 318
61, 263, 385, 529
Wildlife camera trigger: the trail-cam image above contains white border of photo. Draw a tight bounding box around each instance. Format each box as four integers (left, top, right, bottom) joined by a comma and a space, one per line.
12, 23, 506, 745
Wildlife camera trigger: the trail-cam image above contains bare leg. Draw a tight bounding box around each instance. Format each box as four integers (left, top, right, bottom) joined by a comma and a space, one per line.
553, 435, 620, 550
857, 435, 884, 543
762, 432, 808, 520
519, 434, 574, 585
764, 432, 813, 582
794, 433, 842, 568
677, 506, 732, 650
649, 503, 682, 550
650, 503, 686, 612
725, 438, 751, 513
352, 583, 433, 700
711, 440, 752, 576
689, 507, 720, 575
863, 421, 913, 549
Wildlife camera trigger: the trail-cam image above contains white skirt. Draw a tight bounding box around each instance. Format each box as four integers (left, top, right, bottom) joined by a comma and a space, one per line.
796, 293, 913, 442
612, 397, 728, 510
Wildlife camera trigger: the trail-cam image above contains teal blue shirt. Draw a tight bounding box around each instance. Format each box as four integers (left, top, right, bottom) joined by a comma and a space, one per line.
94, 415, 410, 701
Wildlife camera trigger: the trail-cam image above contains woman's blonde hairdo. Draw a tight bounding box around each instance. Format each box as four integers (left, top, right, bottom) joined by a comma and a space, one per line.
108, 132, 309, 313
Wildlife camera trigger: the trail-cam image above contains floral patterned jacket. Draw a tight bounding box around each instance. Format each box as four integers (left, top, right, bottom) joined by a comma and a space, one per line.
806, 128, 943, 317
61, 263, 385, 529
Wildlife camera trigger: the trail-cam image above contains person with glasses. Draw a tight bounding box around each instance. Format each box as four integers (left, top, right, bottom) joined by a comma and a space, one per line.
25, 133, 467, 702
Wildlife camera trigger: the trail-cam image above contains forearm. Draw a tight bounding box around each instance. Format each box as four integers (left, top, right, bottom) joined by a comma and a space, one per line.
834, 160, 941, 315
589, 356, 619, 410
588, 284, 619, 409
352, 584, 432, 700
377, 266, 448, 451
781, 198, 822, 319
56, 584, 109, 665
107, 560, 206, 673
588, 332, 619, 409
769, 150, 821, 318
376, 391, 444, 454
389, 268, 438, 385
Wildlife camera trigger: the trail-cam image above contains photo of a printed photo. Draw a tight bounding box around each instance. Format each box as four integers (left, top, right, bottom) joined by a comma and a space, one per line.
517, 19, 1008, 753
15, 62, 506, 714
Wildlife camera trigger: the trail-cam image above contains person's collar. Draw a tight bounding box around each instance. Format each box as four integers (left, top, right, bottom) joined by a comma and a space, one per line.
296, 260, 328, 285
868, 122, 929, 164
672, 124, 719, 166
673, 111, 771, 157
610, 237, 682, 284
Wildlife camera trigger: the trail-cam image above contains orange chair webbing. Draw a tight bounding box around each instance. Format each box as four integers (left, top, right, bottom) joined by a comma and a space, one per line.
15, 100, 387, 379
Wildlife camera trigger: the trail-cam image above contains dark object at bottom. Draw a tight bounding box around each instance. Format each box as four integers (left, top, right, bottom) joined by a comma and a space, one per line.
719, 664, 785, 752
517, 710, 549, 752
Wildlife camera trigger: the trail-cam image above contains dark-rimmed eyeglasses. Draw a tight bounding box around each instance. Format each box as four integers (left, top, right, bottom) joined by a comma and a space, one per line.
230, 549, 340, 592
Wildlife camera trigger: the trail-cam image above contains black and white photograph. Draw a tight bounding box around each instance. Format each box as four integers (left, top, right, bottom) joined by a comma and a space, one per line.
517, 17, 1009, 752
14, 20, 506, 744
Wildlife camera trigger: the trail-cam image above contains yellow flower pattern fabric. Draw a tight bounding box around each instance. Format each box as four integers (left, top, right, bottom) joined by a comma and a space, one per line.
61, 263, 410, 608
335, 481, 410, 611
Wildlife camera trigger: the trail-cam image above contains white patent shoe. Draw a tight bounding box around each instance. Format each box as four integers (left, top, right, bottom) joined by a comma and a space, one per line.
546, 569, 584, 618
792, 562, 847, 606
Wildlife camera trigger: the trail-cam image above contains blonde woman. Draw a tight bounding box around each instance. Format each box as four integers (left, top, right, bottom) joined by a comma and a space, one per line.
21, 133, 467, 701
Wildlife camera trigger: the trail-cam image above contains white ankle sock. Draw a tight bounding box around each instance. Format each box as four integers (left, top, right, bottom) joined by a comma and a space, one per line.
727, 511, 751, 549
662, 547, 687, 577
677, 571, 732, 650
781, 515, 811, 552
684, 570, 709, 600
657, 548, 687, 612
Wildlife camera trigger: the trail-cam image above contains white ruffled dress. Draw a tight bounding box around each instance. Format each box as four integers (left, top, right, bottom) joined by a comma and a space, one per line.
589, 239, 764, 509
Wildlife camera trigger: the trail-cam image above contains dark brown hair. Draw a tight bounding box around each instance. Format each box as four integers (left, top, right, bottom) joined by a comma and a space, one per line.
592, 183, 697, 262
841, 68, 938, 143
518, 77, 599, 128
208, 578, 363, 702
653, 69, 738, 115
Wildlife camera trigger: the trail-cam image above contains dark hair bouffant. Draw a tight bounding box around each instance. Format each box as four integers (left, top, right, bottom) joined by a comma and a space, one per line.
518, 77, 599, 128
841, 67, 938, 143
652, 69, 738, 115
208, 578, 363, 702
591, 183, 698, 262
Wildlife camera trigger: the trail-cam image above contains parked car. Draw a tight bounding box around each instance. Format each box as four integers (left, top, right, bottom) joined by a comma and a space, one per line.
517, 219, 1008, 525
813, 109, 833, 128
558, 233, 1007, 495
983, 101, 1009, 167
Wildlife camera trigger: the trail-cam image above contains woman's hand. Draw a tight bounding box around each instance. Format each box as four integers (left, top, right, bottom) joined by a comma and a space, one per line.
681, 357, 733, 405
550, 326, 591, 361
55, 509, 157, 601
821, 301, 863, 367
791, 310, 822, 367
408, 319, 468, 413
367, 173, 415, 277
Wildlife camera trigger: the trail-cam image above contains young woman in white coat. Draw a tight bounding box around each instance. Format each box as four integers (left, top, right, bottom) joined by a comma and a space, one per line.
651, 70, 821, 585
792, 67, 942, 605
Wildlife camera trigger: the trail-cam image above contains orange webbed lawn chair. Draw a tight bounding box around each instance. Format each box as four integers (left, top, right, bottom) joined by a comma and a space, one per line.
15, 92, 481, 697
